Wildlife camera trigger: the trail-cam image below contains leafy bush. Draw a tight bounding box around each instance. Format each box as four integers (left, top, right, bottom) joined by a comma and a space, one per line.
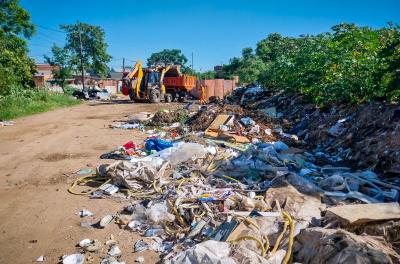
63, 85, 77, 96
0, 85, 79, 120
224, 23, 400, 105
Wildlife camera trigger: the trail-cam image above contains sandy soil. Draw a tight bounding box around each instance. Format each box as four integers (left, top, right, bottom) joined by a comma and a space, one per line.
0, 99, 180, 263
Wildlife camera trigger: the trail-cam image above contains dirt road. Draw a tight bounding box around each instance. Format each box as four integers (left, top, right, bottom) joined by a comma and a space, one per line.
0, 100, 179, 263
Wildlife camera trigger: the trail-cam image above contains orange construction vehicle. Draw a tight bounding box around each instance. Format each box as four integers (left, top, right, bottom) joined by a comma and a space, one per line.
121, 60, 196, 103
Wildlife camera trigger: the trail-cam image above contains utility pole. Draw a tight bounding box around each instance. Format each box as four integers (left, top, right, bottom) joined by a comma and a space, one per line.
191, 52, 194, 71
78, 24, 85, 91
122, 57, 125, 73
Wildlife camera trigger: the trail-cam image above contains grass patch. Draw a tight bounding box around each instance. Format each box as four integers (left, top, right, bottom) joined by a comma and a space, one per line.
0, 89, 80, 120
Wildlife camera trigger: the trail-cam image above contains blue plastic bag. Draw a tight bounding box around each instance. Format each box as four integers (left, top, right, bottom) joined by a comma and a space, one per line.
145, 138, 173, 152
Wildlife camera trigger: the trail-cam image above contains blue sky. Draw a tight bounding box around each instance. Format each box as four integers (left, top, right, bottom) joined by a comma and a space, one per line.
21, 0, 400, 72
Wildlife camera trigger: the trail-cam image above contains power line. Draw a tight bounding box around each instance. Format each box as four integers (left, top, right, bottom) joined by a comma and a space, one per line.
35, 30, 65, 43
32, 35, 63, 45
29, 52, 52, 57
28, 42, 54, 49
35, 24, 66, 34
109, 58, 123, 62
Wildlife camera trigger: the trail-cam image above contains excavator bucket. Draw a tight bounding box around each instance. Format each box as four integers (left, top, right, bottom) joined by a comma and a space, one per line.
164, 65, 182, 77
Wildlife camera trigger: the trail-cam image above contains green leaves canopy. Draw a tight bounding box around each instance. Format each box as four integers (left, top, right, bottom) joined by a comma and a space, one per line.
44, 45, 73, 90
224, 23, 400, 105
0, 0, 35, 94
147, 49, 188, 67
61, 22, 111, 77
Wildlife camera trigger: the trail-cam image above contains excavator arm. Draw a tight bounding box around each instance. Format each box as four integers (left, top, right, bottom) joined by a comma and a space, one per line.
159, 65, 171, 94
124, 60, 144, 99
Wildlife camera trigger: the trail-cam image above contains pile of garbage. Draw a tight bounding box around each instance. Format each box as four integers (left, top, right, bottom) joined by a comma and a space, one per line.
231, 87, 400, 178
148, 109, 190, 127
0, 120, 14, 126
72, 88, 112, 100
65, 102, 400, 264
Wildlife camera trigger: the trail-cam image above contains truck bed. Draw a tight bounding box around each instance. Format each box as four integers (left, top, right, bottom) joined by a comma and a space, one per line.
163, 75, 196, 91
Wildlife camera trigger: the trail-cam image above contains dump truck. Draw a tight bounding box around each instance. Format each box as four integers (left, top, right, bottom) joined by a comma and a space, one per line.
121, 60, 196, 103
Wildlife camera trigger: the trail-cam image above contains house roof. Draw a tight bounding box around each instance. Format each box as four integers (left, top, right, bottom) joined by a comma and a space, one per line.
108, 72, 124, 80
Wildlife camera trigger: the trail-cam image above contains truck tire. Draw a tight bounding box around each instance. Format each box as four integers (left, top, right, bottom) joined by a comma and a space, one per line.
129, 89, 135, 101
171, 91, 177, 102
165, 93, 172, 103
149, 89, 161, 103
178, 95, 186, 103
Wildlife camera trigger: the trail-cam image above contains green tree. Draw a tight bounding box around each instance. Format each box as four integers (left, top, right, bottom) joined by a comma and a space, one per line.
199, 70, 216, 80
225, 23, 400, 104
147, 49, 188, 67
222, 47, 266, 84
61, 22, 111, 77
44, 44, 72, 92
0, 0, 35, 94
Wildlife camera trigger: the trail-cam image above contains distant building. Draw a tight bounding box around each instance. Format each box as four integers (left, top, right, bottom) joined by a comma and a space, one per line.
33, 63, 123, 94
33, 63, 57, 87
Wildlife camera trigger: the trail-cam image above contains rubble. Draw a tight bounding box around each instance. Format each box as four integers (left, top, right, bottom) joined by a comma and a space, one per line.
65, 92, 400, 263
243, 90, 400, 177
294, 227, 400, 264
0, 120, 14, 126
148, 109, 189, 126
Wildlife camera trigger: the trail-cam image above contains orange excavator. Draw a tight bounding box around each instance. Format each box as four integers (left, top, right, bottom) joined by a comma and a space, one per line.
121, 60, 196, 103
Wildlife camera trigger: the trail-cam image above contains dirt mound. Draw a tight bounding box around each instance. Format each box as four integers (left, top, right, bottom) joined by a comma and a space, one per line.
148, 109, 189, 126
40, 153, 88, 162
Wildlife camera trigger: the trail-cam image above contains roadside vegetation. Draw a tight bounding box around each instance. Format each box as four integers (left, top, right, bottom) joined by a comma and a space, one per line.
222, 23, 400, 105
1, 1, 115, 120
0, 86, 79, 120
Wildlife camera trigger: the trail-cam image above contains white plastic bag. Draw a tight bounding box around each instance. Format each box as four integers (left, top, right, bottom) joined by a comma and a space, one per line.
169, 240, 236, 264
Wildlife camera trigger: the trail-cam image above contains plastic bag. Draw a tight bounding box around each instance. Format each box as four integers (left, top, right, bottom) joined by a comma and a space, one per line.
123, 140, 136, 150
62, 254, 85, 264
272, 141, 289, 152
145, 202, 175, 225
159, 142, 207, 166
169, 240, 236, 264
145, 138, 173, 152
240, 117, 255, 126
106, 159, 169, 189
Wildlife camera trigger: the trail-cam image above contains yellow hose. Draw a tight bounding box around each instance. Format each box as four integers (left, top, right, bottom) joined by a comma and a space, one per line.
193, 210, 206, 219
167, 199, 187, 227
232, 235, 266, 256
177, 178, 187, 191
68, 175, 111, 195
263, 235, 270, 255
152, 180, 162, 193
270, 220, 288, 255
282, 212, 295, 264
233, 216, 261, 230
165, 225, 190, 235
221, 175, 241, 184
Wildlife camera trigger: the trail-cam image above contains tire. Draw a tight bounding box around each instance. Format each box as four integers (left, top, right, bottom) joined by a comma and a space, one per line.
170, 91, 177, 102
128, 88, 135, 101
165, 93, 172, 103
178, 96, 186, 103
149, 89, 161, 103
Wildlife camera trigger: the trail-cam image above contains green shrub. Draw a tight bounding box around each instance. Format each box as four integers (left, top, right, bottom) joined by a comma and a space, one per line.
224, 23, 400, 105
0, 85, 79, 120
63, 85, 77, 96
